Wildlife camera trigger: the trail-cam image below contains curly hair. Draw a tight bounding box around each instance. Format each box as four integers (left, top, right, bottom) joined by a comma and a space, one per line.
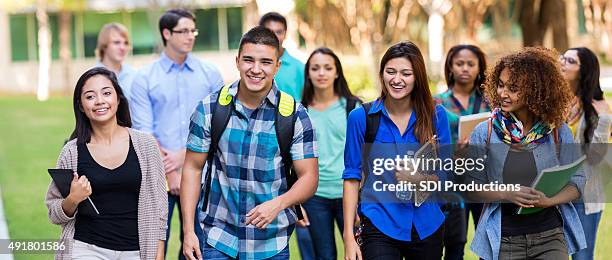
484, 47, 573, 127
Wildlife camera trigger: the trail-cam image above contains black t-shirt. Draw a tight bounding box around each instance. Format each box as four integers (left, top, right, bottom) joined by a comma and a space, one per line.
74, 138, 141, 251
501, 149, 562, 237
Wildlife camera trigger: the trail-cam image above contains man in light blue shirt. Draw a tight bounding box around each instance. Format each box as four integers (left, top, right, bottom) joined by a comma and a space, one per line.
260, 12, 305, 101
93, 23, 136, 101
130, 9, 224, 260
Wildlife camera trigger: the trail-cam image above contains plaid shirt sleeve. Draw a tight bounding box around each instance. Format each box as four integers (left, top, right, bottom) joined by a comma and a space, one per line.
290, 103, 318, 161
186, 94, 215, 153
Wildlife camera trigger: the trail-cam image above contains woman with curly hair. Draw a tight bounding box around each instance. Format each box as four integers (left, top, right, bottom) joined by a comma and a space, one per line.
560, 47, 611, 260
467, 47, 586, 260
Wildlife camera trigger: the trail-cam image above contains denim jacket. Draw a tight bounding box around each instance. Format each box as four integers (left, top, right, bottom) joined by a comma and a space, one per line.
468, 120, 587, 260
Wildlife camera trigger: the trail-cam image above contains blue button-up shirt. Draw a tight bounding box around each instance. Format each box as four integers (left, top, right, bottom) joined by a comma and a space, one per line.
274, 50, 304, 101
94, 61, 136, 101
186, 80, 317, 259
130, 52, 224, 151
343, 99, 451, 241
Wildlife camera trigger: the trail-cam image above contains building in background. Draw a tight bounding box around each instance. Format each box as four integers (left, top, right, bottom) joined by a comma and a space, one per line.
0, 0, 262, 94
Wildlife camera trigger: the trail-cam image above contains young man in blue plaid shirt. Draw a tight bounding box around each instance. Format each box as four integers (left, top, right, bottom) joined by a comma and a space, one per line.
179, 26, 319, 260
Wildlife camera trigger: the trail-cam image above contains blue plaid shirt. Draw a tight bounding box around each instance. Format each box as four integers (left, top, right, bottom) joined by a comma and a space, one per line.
186, 80, 317, 259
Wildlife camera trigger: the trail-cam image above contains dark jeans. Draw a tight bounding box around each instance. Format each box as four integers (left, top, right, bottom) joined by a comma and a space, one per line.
499, 227, 568, 260
302, 195, 344, 260
360, 218, 444, 260
165, 193, 205, 260
296, 226, 315, 260
443, 203, 483, 260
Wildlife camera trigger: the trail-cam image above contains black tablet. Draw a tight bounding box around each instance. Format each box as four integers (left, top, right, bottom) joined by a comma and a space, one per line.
47, 169, 99, 215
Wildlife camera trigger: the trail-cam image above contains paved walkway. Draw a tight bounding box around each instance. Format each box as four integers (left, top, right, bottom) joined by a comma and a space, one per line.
0, 188, 14, 260
601, 67, 612, 93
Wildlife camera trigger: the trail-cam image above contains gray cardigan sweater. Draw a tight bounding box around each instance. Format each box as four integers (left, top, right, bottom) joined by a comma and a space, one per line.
45, 128, 168, 259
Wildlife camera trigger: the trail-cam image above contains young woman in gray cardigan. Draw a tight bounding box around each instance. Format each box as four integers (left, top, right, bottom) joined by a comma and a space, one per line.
45, 67, 167, 260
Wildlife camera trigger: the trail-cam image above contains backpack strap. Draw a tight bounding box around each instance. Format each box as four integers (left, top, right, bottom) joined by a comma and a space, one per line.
363, 102, 381, 144
553, 127, 560, 161
359, 101, 381, 195
346, 98, 358, 119
486, 119, 492, 145
202, 86, 234, 213
274, 90, 304, 220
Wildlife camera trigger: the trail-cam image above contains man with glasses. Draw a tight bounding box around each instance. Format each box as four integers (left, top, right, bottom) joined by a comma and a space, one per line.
130, 8, 224, 259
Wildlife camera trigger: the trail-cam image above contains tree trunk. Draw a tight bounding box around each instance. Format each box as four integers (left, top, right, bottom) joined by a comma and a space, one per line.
518, 0, 546, 46
36, 0, 50, 101
545, 0, 569, 51
604, 2, 612, 60
59, 10, 72, 95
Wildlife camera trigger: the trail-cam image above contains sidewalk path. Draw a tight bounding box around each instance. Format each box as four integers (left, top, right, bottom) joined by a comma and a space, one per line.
601, 67, 612, 93
0, 188, 14, 260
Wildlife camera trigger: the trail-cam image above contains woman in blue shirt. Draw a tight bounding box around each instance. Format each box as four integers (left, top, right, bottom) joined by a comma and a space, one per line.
300, 47, 361, 260
468, 47, 586, 260
342, 42, 451, 260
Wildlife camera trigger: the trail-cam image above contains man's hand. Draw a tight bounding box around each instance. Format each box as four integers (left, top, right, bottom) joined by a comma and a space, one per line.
182, 231, 202, 260
245, 198, 284, 229
161, 148, 186, 173
296, 206, 310, 227
167, 170, 181, 196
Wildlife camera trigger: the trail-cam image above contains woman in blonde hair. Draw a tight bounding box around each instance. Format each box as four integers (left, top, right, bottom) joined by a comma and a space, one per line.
95, 23, 136, 100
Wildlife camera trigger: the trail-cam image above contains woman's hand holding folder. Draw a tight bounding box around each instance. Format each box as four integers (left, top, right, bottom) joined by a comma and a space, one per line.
61, 172, 92, 217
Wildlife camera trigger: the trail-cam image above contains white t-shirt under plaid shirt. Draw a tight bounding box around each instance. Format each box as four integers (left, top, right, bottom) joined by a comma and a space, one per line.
186, 80, 318, 259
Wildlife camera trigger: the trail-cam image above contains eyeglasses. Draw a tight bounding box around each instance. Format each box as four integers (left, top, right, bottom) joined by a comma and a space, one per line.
559, 55, 580, 66
171, 28, 199, 37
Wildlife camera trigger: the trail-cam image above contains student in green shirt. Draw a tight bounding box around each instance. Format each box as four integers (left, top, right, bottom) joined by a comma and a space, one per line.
260, 12, 305, 101
300, 47, 361, 260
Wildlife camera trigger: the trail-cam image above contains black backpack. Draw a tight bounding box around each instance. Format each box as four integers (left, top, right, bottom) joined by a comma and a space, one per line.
201, 86, 304, 220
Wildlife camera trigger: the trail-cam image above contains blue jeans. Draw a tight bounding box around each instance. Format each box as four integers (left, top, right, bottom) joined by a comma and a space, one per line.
296, 226, 315, 260
165, 193, 205, 260
202, 242, 290, 260
301, 195, 344, 260
571, 203, 602, 260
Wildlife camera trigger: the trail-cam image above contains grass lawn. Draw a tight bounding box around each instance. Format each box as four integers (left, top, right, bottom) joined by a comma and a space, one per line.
0, 95, 610, 259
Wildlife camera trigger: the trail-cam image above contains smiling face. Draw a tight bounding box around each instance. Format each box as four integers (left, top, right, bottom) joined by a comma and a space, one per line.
236, 43, 280, 95
382, 57, 415, 101
451, 49, 479, 86
80, 75, 119, 125
308, 53, 337, 92
496, 68, 525, 113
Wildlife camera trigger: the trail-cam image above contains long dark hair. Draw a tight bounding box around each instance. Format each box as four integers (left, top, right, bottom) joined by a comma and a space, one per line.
569, 47, 605, 143
69, 67, 131, 144
444, 44, 487, 92
301, 47, 360, 107
379, 42, 435, 144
